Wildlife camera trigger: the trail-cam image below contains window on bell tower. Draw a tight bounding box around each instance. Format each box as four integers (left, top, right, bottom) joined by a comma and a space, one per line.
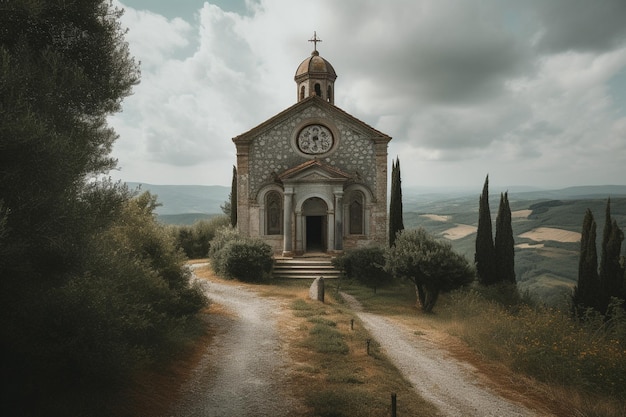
314, 83, 321, 97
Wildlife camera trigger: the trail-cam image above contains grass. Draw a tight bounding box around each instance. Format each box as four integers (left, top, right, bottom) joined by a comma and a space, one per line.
258, 279, 442, 417
183, 269, 440, 416
152, 264, 626, 416
343, 280, 626, 417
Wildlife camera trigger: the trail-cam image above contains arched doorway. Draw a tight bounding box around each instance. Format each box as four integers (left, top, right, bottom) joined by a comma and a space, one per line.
302, 197, 327, 252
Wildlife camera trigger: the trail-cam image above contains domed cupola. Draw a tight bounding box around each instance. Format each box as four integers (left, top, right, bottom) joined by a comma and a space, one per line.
295, 32, 337, 104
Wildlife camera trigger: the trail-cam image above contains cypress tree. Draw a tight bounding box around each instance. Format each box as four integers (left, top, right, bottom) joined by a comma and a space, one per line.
475, 175, 497, 285
598, 198, 625, 313
495, 192, 516, 284
389, 157, 404, 247
230, 165, 238, 227
572, 209, 600, 316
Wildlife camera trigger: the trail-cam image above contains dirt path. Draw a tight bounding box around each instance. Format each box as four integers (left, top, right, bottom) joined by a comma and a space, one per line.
168, 275, 304, 417
341, 292, 546, 417
170, 267, 551, 416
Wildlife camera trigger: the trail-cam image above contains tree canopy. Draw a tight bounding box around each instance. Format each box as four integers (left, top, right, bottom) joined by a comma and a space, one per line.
386, 228, 475, 312
1, 2, 207, 415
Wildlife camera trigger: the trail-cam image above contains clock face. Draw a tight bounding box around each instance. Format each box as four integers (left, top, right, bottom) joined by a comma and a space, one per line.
297, 124, 334, 154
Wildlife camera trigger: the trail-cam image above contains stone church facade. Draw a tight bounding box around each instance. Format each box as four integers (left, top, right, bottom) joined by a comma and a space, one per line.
233, 37, 391, 256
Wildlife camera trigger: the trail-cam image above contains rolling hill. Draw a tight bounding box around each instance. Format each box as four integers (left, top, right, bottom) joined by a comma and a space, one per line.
404, 188, 626, 306
130, 181, 626, 305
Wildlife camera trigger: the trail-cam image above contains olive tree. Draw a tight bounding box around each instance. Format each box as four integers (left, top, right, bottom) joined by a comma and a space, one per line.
386, 228, 475, 312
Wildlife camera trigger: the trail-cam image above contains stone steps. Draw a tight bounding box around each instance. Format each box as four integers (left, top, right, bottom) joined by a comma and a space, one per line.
273, 257, 342, 279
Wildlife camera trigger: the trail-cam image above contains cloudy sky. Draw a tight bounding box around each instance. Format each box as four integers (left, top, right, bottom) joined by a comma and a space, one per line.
108, 0, 626, 190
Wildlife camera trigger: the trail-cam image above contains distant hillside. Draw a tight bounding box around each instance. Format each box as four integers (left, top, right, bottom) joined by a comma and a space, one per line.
157, 213, 220, 225
131, 183, 626, 220
126, 183, 230, 217
128, 182, 626, 304
406, 191, 626, 306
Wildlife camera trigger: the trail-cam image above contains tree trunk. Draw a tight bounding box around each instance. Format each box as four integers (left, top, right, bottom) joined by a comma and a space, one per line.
414, 283, 426, 309
422, 287, 440, 313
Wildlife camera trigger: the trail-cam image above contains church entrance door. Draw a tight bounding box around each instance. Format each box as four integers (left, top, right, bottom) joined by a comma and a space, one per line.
305, 215, 325, 252
302, 197, 328, 253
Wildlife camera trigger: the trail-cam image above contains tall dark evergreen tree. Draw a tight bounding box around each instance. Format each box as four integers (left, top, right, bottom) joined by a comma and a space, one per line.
230, 165, 238, 227
598, 198, 625, 312
495, 192, 516, 284
389, 157, 404, 247
475, 175, 497, 285
573, 209, 601, 316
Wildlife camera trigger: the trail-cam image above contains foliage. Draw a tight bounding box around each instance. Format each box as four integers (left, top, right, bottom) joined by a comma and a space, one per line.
332, 246, 393, 291
443, 290, 626, 402
495, 192, 516, 284
219, 239, 274, 282
2, 188, 208, 416
170, 215, 230, 259
573, 209, 601, 316
230, 165, 238, 227
386, 228, 475, 312
209, 227, 273, 282
0, 3, 209, 416
599, 199, 625, 313
574, 200, 625, 317
220, 166, 237, 226
388, 157, 404, 246
475, 175, 497, 285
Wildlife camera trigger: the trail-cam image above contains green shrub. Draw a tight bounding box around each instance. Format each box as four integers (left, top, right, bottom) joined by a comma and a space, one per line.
220, 239, 273, 282
209, 227, 273, 282
332, 246, 392, 290
171, 215, 230, 259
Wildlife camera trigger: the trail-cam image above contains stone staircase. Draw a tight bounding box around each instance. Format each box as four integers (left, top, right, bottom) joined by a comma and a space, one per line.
273, 256, 342, 280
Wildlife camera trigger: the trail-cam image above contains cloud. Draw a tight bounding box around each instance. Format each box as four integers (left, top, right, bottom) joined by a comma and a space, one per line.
529, 0, 626, 53
109, 0, 626, 188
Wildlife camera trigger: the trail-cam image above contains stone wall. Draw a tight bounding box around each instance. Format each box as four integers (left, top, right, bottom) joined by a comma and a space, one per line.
248, 104, 377, 199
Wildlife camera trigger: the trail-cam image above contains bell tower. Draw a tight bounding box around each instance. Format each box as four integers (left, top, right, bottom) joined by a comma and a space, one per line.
294, 32, 337, 104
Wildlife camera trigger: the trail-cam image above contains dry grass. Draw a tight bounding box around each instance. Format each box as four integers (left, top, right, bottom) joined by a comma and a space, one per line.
132, 265, 440, 416
342, 282, 626, 417
129, 264, 626, 417
441, 224, 477, 240
442, 292, 626, 392
277, 286, 442, 417
519, 227, 581, 243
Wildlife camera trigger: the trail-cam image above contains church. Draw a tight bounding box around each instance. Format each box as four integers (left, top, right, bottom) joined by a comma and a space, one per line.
232, 34, 391, 257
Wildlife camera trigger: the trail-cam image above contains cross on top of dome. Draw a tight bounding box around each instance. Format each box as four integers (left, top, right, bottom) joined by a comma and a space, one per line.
309, 31, 322, 54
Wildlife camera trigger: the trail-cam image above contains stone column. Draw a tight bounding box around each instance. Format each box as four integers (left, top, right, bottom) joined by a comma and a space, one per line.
282, 189, 294, 256
334, 191, 343, 251
327, 208, 334, 253
295, 210, 303, 254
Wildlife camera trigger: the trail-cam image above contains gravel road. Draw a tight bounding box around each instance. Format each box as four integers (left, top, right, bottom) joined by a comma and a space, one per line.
341, 292, 543, 417
169, 266, 548, 417
168, 275, 304, 417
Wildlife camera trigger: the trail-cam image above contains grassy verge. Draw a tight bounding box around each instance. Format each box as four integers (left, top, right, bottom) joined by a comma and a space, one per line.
277, 283, 442, 417
343, 280, 626, 417
189, 265, 441, 416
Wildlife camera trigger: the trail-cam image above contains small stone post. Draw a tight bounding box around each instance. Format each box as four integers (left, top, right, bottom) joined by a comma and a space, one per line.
309, 276, 325, 302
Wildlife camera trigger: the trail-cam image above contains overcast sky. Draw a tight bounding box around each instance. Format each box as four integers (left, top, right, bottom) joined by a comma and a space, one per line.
108, 0, 626, 190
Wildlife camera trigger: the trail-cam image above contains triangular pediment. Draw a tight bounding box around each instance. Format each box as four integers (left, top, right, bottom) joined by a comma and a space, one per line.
232, 96, 391, 145
278, 159, 352, 182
